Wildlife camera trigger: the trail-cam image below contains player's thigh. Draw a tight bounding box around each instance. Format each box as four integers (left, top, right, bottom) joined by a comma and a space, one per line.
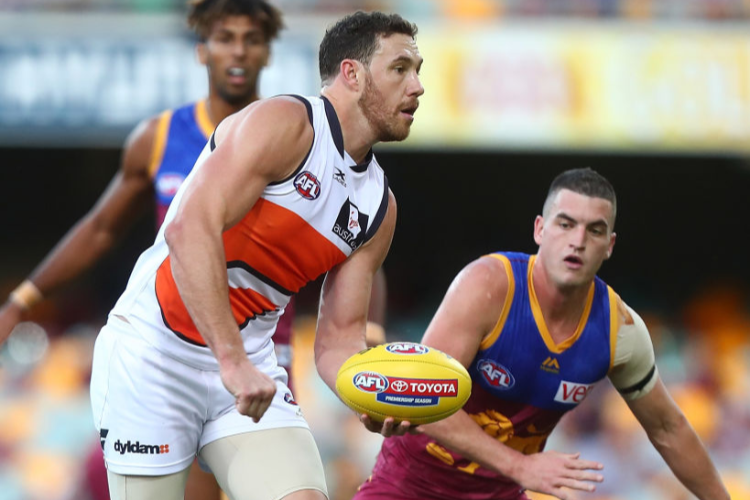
91, 317, 206, 476
185, 458, 222, 500
200, 427, 328, 500
107, 468, 191, 500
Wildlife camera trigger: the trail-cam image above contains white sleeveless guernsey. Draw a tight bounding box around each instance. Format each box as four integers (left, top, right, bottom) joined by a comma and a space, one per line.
110, 95, 389, 370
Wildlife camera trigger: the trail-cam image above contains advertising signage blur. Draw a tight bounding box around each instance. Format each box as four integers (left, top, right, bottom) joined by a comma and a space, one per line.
0, 14, 320, 147
1, 14, 748, 154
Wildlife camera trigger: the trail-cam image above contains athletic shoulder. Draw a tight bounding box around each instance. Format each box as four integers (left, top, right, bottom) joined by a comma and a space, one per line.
120, 111, 171, 179
212, 96, 315, 182
216, 95, 312, 143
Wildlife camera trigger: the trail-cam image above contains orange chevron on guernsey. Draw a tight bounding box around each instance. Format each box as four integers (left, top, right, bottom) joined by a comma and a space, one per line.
223, 198, 348, 293
155, 198, 349, 345
156, 256, 282, 345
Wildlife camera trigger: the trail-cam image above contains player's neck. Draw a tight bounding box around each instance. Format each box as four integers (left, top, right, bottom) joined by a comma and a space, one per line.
531, 260, 591, 336
206, 93, 258, 127
320, 89, 377, 164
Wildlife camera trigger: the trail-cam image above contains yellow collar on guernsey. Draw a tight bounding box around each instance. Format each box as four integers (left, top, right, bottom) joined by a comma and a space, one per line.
195, 99, 217, 139
528, 255, 595, 354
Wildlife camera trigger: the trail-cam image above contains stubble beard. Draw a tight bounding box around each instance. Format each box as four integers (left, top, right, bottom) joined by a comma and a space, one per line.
358, 75, 409, 143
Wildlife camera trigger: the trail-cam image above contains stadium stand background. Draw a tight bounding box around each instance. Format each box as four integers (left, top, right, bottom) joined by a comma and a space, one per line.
1, 1, 749, 499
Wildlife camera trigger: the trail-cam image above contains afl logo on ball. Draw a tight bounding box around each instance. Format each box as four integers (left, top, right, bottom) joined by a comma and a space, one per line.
353, 372, 389, 393
294, 171, 321, 200
478, 359, 515, 390
386, 343, 429, 355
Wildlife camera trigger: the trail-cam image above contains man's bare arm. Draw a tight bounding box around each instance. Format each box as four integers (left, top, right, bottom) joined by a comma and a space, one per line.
165, 97, 312, 421
0, 116, 158, 345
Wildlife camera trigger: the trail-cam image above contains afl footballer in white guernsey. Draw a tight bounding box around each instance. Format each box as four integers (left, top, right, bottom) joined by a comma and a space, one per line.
90, 11, 424, 500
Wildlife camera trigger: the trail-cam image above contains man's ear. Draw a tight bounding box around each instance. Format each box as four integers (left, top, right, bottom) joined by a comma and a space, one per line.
196, 42, 208, 66
533, 215, 544, 246
605, 232, 617, 260
340, 59, 363, 90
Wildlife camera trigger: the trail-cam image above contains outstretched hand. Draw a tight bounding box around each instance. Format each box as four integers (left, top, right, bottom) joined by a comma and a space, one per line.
0, 301, 23, 348
220, 359, 277, 423
359, 414, 416, 437
513, 450, 604, 500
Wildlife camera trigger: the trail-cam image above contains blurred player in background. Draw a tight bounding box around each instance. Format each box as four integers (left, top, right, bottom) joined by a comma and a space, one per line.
0, 1, 286, 499
355, 168, 730, 500
86, 10, 420, 500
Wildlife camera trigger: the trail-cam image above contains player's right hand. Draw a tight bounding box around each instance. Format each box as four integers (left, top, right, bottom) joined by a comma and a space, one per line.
0, 301, 23, 347
512, 450, 604, 500
219, 359, 277, 423
359, 414, 415, 437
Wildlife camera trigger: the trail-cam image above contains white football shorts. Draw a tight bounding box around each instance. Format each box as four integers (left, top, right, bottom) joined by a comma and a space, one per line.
90, 315, 309, 476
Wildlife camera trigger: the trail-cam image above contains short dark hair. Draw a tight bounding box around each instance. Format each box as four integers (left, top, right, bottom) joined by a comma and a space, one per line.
318, 11, 418, 85
544, 168, 617, 221
187, 0, 283, 42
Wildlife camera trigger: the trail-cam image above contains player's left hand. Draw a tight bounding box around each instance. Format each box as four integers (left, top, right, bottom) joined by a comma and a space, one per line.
359, 414, 416, 437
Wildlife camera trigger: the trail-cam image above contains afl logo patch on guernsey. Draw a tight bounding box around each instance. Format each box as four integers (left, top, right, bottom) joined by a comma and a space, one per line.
478, 359, 515, 390
386, 342, 429, 355
294, 171, 321, 200
156, 173, 185, 198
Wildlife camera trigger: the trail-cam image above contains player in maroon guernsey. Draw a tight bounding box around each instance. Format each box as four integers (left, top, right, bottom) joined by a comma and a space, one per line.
355, 169, 729, 500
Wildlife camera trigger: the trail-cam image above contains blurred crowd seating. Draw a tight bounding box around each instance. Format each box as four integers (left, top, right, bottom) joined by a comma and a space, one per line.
1, 0, 750, 20
1, 278, 749, 500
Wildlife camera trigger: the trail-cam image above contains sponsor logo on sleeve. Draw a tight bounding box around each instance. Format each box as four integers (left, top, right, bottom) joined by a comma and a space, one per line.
554, 380, 595, 404
385, 342, 429, 355
478, 359, 515, 390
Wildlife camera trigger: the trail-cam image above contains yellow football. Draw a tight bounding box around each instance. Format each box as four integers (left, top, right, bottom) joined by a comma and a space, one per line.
335, 342, 472, 425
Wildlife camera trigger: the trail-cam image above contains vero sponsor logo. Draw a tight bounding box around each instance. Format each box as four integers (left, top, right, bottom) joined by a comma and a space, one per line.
554, 380, 595, 404
114, 439, 170, 455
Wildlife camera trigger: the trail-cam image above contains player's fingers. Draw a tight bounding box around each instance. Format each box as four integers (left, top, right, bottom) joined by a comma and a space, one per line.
557, 478, 598, 493
359, 414, 381, 433
253, 396, 273, 422
380, 417, 396, 437
566, 470, 604, 483
396, 420, 413, 436
567, 458, 604, 470
235, 395, 251, 417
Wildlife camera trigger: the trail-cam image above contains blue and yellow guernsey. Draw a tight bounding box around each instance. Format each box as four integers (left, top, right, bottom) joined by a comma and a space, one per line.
148, 100, 215, 228
370, 252, 619, 500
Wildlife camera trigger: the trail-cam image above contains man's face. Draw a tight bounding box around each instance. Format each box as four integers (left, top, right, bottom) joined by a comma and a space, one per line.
534, 189, 617, 288
358, 33, 424, 142
198, 15, 270, 105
